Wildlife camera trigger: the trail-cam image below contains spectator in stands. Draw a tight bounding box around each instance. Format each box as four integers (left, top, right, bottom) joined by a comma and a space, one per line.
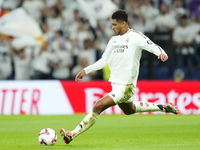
40, 23, 54, 44
32, 44, 55, 79
64, 38, 73, 55
170, 0, 188, 23
70, 20, 93, 49
173, 15, 196, 70
10, 39, 33, 80
125, 0, 146, 33
190, 14, 200, 67
54, 0, 77, 30
155, 3, 177, 32
95, 20, 113, 50
78, 39, 96, 65
63, 9, 81, 38
72, 38, 103, 80
51, 30, 66, 52
46, 6, 63, 32
140, 0, 159, 33
0, 36, 12, 80
71, 56, 95, 81
153, 2, 177, 64
69, 19, 94, 67
51, 40, 72, 80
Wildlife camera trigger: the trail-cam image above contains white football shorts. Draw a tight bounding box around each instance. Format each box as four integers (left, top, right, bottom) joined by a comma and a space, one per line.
108, 83, 135, 104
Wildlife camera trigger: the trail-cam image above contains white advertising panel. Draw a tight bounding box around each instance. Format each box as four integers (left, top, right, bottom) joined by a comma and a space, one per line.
0, 81, 73, 115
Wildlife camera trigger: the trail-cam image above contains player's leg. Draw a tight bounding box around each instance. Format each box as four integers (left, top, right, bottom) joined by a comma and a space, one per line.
114, 83, 178, 114
60, 95, 115, 144
118, 102, 135, 115
71, 95, 115, 138
134, 101, 178, 114
118, 101, 178, 115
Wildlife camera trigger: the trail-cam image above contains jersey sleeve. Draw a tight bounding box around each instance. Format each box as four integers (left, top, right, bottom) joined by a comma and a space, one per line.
137, 32, 166, 56
84, 38, 112, 74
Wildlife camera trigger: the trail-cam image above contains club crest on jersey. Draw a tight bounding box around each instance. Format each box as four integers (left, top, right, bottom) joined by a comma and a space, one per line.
125, 38, 130, 43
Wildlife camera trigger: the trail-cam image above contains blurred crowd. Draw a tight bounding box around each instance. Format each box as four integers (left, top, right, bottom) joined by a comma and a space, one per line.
0, 0, 200, 81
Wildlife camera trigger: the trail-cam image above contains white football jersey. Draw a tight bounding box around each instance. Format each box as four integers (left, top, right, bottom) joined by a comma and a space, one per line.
84, 29, 165, 86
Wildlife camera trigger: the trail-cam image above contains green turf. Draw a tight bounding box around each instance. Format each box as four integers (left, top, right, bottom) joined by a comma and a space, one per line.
0, 114, 200, 150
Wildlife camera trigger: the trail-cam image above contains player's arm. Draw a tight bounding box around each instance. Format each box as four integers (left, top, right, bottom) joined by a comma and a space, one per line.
75, 39, 112, 81
138, 32, 168, 62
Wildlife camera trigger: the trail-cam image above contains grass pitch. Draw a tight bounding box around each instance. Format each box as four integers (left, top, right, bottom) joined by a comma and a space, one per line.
0, 114, 200, 150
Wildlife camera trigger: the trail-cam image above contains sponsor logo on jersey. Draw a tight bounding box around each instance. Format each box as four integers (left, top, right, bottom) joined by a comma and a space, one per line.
112, 45, 128, 53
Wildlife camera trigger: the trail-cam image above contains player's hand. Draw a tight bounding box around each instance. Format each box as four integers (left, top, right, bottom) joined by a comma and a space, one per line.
75, 70, 86, 81
158, 53, 168, 62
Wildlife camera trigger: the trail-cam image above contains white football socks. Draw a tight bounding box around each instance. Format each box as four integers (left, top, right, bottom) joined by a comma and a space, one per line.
135, 101, 165, 113
71, 111, 99, 139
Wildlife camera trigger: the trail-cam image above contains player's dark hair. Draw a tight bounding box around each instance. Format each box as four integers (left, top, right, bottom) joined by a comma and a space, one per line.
181, 14, 187, 20
111, 10, 128, 23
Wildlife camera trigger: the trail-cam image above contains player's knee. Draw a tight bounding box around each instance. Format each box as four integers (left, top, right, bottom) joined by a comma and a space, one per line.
123, 106, 136, 115
93, 101, 105, 115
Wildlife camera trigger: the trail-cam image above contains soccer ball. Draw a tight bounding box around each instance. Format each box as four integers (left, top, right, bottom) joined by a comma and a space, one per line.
38, 128, 57, 146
